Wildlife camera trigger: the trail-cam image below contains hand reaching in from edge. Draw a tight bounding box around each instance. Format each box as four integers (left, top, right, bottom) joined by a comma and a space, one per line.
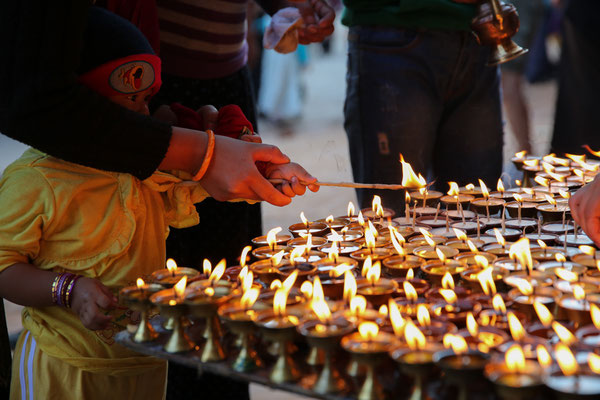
292, 0, 335, 44
70, 277, 118, 331
264, 162, 319, 198
569, 174, 600, 246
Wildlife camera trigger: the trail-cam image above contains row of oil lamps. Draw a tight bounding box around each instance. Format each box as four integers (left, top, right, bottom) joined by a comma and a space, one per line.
118, 151, 600, 400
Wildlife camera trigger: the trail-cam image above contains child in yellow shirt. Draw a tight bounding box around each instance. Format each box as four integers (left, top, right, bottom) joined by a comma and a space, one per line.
0, 7, 317, 400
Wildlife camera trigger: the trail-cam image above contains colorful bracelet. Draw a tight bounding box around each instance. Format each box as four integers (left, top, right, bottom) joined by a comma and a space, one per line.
192, 129, 216, 181
51, 274, 62, 304
56, 273, 72, 307
65, 275, 82, 308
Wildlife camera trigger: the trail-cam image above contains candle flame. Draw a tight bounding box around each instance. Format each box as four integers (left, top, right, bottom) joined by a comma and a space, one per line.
436, 248, 447, 263
270, 250, 285, 267
350, 295, 367, 317
403, 281, 418, 301
493, 228, 506, 247
416, 304, 431, 326
474, 255, 490, 269
497, 179, 505, 193
399, 154, 427, 188
508, 312, 526, 341
330, 263, 353, 278
282, 270, 298, 292
300, 281, 313, 299
391, 229, 406, 256
240, 287, 259, 309
344, 271, 357, 303
423, 234, 436, 248
584, 144, 600, 157
311, 299, 332, 324
523, 159, 539, 168
242, 270, 253, 293
537, 345, 552, 368
509, 238, 533, 273
588, 353, 600, 374
240, 246, 252, 268
558, 189, 571, 199
467, 312, 479, 337
477, 267, 496, 296
389, 300, 405, 336
514, 278, 534, 296
442, 272, 455, 290
533, 301, 553, 327
348, 202, 356, 217
378, 304, 388, 317
443, 334, 468, 355
479, 179, 489, 199
467, 240, 479, 254
270, 279, 282, 290
136, 278, 145, 289
328, 241, 340, 262
555, 267, 578, 283
372, 195, 382, 214
512, 193, 523, 203
439, 289, 458, 304
552, 321, 577, 346
535, 176, 549, 188
404, 320, 426, 350
407, 268, 414, 280
591, 304, 600, 330
300, 211, 309, 227
273, 289, 289, 317
537, 239, 548, 249
573, 284, 586, 301
364, 226, 376, 250
505, 345, 526, 373
326, 215, 334, 224
555, 344, 578, 376
209, 259, 226, 284
492, 294, 507, 314
453, 228, 468, 241
515, 150, 527, 159
361, 256, 372, 278
203, 259, 212, 275
466, 183, 475, 191
359, 321, 379, 341
166, 258, 178, 274
366, 261, 381, 285
579, 245, 596, 257
555, 253, 567, 263
266, 227, 282, 250
312, 276, 325, 303
544, 195, 556, 207
447, 182, 460, 196
174, 275, 187, 299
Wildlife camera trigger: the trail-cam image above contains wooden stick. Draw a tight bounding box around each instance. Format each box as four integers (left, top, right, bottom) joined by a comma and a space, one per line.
268, 178, 427, 191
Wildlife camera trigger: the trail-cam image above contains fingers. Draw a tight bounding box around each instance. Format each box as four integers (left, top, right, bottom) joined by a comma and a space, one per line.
297, 0, 335, 44
290, 176, 307, 195
253, 174, 292, 206
240, 134, 262, 143
197, 105, 219, 131
80, 301, 112, 331
253, 144, 290, 165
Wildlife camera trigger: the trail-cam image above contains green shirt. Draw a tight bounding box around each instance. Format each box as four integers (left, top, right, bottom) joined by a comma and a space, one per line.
342, 0, 477, 31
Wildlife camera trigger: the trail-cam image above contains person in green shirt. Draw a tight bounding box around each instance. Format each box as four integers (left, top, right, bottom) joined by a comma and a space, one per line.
343, 0, 503, 211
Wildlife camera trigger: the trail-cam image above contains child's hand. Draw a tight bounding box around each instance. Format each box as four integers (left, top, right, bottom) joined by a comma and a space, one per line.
265, 162, 319, 197
70, 277, 118, 331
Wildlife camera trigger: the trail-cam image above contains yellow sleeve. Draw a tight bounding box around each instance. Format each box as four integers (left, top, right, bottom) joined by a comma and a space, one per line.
0, 166, 56, 272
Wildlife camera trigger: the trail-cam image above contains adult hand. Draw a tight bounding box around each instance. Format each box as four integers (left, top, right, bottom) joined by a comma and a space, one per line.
292, 0, 335, 44
71, 277, 118, 331
569, 175, 600, 246
199, 135, 293, 206
197, 105, 219, 131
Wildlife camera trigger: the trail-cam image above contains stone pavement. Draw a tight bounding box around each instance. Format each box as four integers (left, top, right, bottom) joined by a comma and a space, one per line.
0, 22, 557, 400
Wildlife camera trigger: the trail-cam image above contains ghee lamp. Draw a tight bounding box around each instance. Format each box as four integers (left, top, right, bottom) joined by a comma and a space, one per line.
316, 214, 348, 230
458, 312, 509, 353
421, 248, 466, 286
433, 334, 490, 399
410, 186, 443, 208
543, 344, 600, 399
440, 182, 475, 210
297, 295, 355, 395
119, 278, 163, 343
311, 263, 356, 300
575, 304, 600, 347
341, 321, 397, 400
287, 233, 327, 250
425, 271, 470, 302
446, 228, 485, 252
288, 211, 328, 237
394, 271, 430, 298
325, 227, 363, 242
361, 195, 396, 220
150, 276, 194, 353
252, 227, 292, 259
251, 226, 292, 247
485, 344, 544, 400
470, 179, 506, 218
356, 260, 398, 307
507, 277, 560, 322
150, 258, 199, 287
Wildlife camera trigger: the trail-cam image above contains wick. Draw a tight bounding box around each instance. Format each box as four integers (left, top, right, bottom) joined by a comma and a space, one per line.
434, 204, 440, 222
459, 202, 466, 223
485, 202, 490, 220
501, 205, 506, 234
423, 192, 427, 209
477, 215, 481, 240
412, 201, 417, 230
517, 202, 522, 224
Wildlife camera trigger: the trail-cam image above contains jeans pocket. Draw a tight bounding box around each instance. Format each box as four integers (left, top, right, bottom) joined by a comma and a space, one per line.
350, 28, 421, 54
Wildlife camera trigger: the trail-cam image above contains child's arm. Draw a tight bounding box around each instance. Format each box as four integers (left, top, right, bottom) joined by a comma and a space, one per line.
0, 263, 117, 331
264, 162, 319, 198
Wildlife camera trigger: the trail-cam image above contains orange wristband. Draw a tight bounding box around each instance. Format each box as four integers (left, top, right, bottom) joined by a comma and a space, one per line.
193, 130, 215, 181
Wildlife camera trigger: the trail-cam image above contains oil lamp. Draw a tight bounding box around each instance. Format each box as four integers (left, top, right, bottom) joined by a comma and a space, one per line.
250, 250, 288, 285
185, 259, 233, 362
507, 277, 560, 322
459, 312, 508, 353
446, 228, 485, 252
357, 260, 398, 308
287, 232, 327, 250
390, 320, 444, 400
557, 281, 600, 327
477, 294, 520, 332
361, 195, 396, 220
537, 194, 570, 223
433, 334, 490, 400
311, 262, 355, 300
289, 211, 328, 237
425, 271, 470, 302
326, 227, 363, 242
150, 276, 193, 353
218, 286, 263, 372
543, 344, 600, 399
575, 304, 600, 347
431, 287, 475, 327
253, 271, 301, 383
119, 278, 163, 343
351, 225, 393, 261
317, 214, 348, 230
421, 248, 466, 286
393, 269, 430, 298
150, 258, 199, 287
341, 321, 398, 400
506, 193, 537, 221
470, 179, 505, 219
413, 229, 458, 260
485, 344, 544, 400
251, 226, 292, 254
382, 231, 424, 277
297, 293, 355, 394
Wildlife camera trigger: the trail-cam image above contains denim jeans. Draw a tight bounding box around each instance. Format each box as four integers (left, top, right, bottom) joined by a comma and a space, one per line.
344, 26, 503, 212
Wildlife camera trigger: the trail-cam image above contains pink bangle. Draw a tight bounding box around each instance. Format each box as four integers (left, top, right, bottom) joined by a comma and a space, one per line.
65, 275, 82, 308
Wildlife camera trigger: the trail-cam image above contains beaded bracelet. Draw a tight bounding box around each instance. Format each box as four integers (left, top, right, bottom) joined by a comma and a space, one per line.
192, 129, 216, 181
65, 275, 82, 308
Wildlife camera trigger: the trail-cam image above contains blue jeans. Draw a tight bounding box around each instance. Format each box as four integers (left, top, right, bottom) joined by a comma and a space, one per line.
344, 26, 503, 211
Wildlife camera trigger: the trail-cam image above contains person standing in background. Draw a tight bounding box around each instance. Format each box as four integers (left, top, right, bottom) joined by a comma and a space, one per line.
342, 0, 504, 212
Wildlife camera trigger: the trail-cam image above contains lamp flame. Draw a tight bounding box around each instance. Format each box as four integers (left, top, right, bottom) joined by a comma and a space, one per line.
389, 300, 405, 336
555, 267, 578, 283
588, 353, 600, 374
579, 245, 596, 257
439, 289, 458, 304
312, 276, 325, 303
344, 271, 357, 302
436, 248, 447, 263
552, 321, 577, 346
467, 312, 479, 337
282, 270, 298, 292
537, 345, 552, 368
350, 295, 367, 317
404, 320, 426, 350
174, 276, 187, 299
508, 312, 526, 341
477, 267, 496, 296
300, 281, 313, 299
326, 215, 334, 224
416, 304, 431, 326
366, 261, 382, 285
273, 289, 288, 317
203, 259, 212, 276
241, 270, 253, 293
361, 256, 372, 278
270, 280, 282, 290
515, 278, 534, 296
400, 154, 427, 188
240, 246, 252, 268
240, 287, 259, 309
493, 228, 506, 247
497, 179, 505, 193
535, 176, 549, 188
407, 268, 414, 280
404, 281, 418, 301
505, 345, 526, 373
208, 259, 226, 284
266, 227, 282, 250
573, 285, 586, 301
166, 258, 178, 275
136, 278, 145, 289
359, 321, 379, 341
330, 263, 353, 278
591, 303, 600, 330
271, 250, 285, 267
311, 299, 332, 324
447, 182, 460, 197
442, 272, 455, 290
372, 195, 382, 214
509, 238, 533, 273
443, 334, 468, 355
515, 151, 527, 159
533, 301, 553, 327
555, 344, 578, 376
479, 179, 489, 199
453, 228, 468, 241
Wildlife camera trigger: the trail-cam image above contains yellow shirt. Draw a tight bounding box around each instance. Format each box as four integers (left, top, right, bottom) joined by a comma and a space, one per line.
0, 148, 208, 375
